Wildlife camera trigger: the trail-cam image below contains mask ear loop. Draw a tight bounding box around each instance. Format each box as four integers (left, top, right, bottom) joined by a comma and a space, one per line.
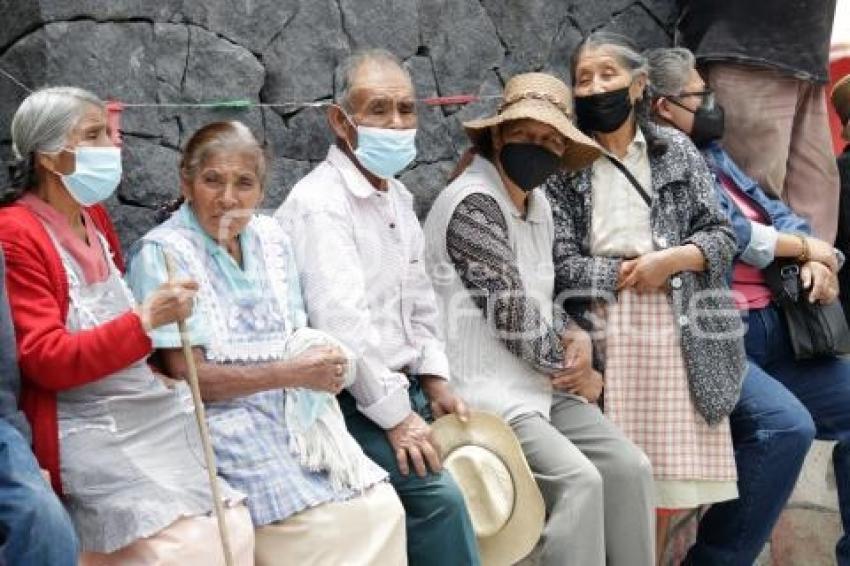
665, 96, 698, 115
331, 103, 359, 152
35, 146, 77, 180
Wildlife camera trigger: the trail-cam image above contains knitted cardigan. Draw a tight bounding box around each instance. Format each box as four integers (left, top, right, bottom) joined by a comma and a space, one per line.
544, 124, 746, 424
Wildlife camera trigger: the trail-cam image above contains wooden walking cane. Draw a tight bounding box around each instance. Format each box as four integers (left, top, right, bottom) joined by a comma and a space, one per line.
162, 252, 234, 566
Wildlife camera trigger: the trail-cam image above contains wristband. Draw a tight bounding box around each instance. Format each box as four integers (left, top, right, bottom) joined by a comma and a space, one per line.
795, 235, 810, 264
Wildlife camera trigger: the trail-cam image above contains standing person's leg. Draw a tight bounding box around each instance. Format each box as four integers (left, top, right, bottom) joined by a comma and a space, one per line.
549, 395, 655, 566
746, 306, 850, 565
509, 410, 605, 566
706, 63, 798, 199
339, 383, 480, 566
784, 81, 841, 242
684, 364, 815, 566
0, 421, 79, 566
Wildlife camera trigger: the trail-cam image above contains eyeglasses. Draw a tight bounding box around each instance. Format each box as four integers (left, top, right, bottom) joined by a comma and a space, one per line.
674, 90, 716, 107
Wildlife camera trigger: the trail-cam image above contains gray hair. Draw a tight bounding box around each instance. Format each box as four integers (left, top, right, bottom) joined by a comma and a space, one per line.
335, 48, 412, 111
570, 31, 649, 87
3, 86, 103, 202
11, 86, 104, 159
180, 120, 267, 188
645, 48, 696, 97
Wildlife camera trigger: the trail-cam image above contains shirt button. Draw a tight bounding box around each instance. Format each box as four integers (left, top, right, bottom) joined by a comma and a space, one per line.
678, 315, 689, 326
389, 223, 396, 229
670, 276, 682, 290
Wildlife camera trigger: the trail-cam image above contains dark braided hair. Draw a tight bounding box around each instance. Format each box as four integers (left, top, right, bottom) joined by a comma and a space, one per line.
1, 153, 36, 205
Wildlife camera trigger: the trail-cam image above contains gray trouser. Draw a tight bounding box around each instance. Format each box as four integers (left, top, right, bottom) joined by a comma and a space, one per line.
511, 395, 655, 566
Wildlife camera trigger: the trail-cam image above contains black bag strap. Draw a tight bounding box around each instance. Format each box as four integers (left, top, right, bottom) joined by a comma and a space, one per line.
605, 154, 652, 207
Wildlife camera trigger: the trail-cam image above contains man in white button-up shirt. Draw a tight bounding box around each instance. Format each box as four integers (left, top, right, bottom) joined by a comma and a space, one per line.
276, 49, 480, 566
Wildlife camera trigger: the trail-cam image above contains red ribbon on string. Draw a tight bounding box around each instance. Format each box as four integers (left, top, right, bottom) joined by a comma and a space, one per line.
422, 94, 480, 106
106, 101, 125, 147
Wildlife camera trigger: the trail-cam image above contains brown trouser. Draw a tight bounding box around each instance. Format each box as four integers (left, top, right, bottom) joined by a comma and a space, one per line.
706, 63, 840, 243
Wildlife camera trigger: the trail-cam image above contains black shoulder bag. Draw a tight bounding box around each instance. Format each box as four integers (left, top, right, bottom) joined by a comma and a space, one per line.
763, 258, 850, 359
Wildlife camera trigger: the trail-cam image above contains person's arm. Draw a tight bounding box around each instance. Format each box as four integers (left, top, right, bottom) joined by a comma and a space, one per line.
158, 345, 345, 402
680, 143, 737, 287
126, 239, 347, 401
0, 249, 30, 441
403, 224, 451, 380
4, 237, 151, 391
545, 173, 622, 297
446, 193, 567, 373
279, 206, 412, 430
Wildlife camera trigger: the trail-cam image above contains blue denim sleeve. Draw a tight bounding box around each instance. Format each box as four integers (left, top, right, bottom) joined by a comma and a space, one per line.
0, 250, 29, 442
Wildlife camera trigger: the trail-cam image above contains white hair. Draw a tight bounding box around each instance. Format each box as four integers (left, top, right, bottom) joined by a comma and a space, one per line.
334, 48, 412, 111
645, 48, 697, 98
11, 86, 104, 159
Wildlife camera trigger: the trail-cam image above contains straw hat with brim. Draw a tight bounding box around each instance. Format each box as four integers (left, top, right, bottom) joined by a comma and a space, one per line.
463, 72, 602, 171
431, 411, 545, 566
833, 74, 850, 125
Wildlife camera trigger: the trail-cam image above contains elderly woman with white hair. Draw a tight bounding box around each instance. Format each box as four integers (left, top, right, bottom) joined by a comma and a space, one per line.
127, 120, 406, 566
0, 86, 254, 565
545, 32, 748, 559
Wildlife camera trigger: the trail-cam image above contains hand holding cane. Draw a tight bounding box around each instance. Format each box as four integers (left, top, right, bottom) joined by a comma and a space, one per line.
162, 252, 234, 566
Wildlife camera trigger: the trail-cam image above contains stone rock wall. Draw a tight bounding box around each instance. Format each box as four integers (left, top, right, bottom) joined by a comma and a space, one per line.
0, 0, 676, 250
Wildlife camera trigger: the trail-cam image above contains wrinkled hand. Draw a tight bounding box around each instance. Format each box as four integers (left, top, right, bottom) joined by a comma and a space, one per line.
552, 369, 604, 403
387, 412, 442, 477
551, 328, 602, 403
618, 251, 673, 293
806, 238, 839, 273
560, 327, 593, 372
137, 279, 199, 330
420, 375, 469, 422
801, 261, 839, 304
290, 346, 348, 394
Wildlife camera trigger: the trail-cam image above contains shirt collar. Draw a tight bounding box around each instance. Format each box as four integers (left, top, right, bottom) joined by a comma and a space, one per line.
326, 144, 382, 199
597, 126, 646, 161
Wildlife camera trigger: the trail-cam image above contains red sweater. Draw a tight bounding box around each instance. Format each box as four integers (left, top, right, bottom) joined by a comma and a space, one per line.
0, 203, 152, 494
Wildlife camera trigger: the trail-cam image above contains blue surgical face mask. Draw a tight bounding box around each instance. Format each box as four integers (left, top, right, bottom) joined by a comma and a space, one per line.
353, 126, 417, 179
341, 108, 417, 178
58, 146, 123, 206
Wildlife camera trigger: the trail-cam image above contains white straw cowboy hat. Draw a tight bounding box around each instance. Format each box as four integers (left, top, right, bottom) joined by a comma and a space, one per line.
431, 411, 544, 566
463, 72, 602, 171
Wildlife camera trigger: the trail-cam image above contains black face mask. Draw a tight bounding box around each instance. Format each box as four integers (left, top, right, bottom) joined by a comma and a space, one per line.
668, 96, 725, 148
499, 143, 561, 192
574, 87, 633, 134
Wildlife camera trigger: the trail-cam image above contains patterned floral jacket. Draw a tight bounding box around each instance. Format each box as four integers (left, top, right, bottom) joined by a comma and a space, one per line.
544, 123, 746, 425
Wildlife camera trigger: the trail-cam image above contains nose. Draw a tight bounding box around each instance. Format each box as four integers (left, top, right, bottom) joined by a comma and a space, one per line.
220, 184, 239, 208
589, 78, 607, 94
389, 109, 406, 129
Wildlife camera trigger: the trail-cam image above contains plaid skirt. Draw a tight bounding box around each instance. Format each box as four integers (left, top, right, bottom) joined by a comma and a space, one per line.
602, 290, 737, 507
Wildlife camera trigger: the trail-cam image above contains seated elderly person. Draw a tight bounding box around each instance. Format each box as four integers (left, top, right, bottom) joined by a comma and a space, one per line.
0, 247, 78, 566
276, 48, 479, 566
424, 72, 654, 566
648, 46, 850, 566
0, 87, 253, 565
127, 120, 406, 566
